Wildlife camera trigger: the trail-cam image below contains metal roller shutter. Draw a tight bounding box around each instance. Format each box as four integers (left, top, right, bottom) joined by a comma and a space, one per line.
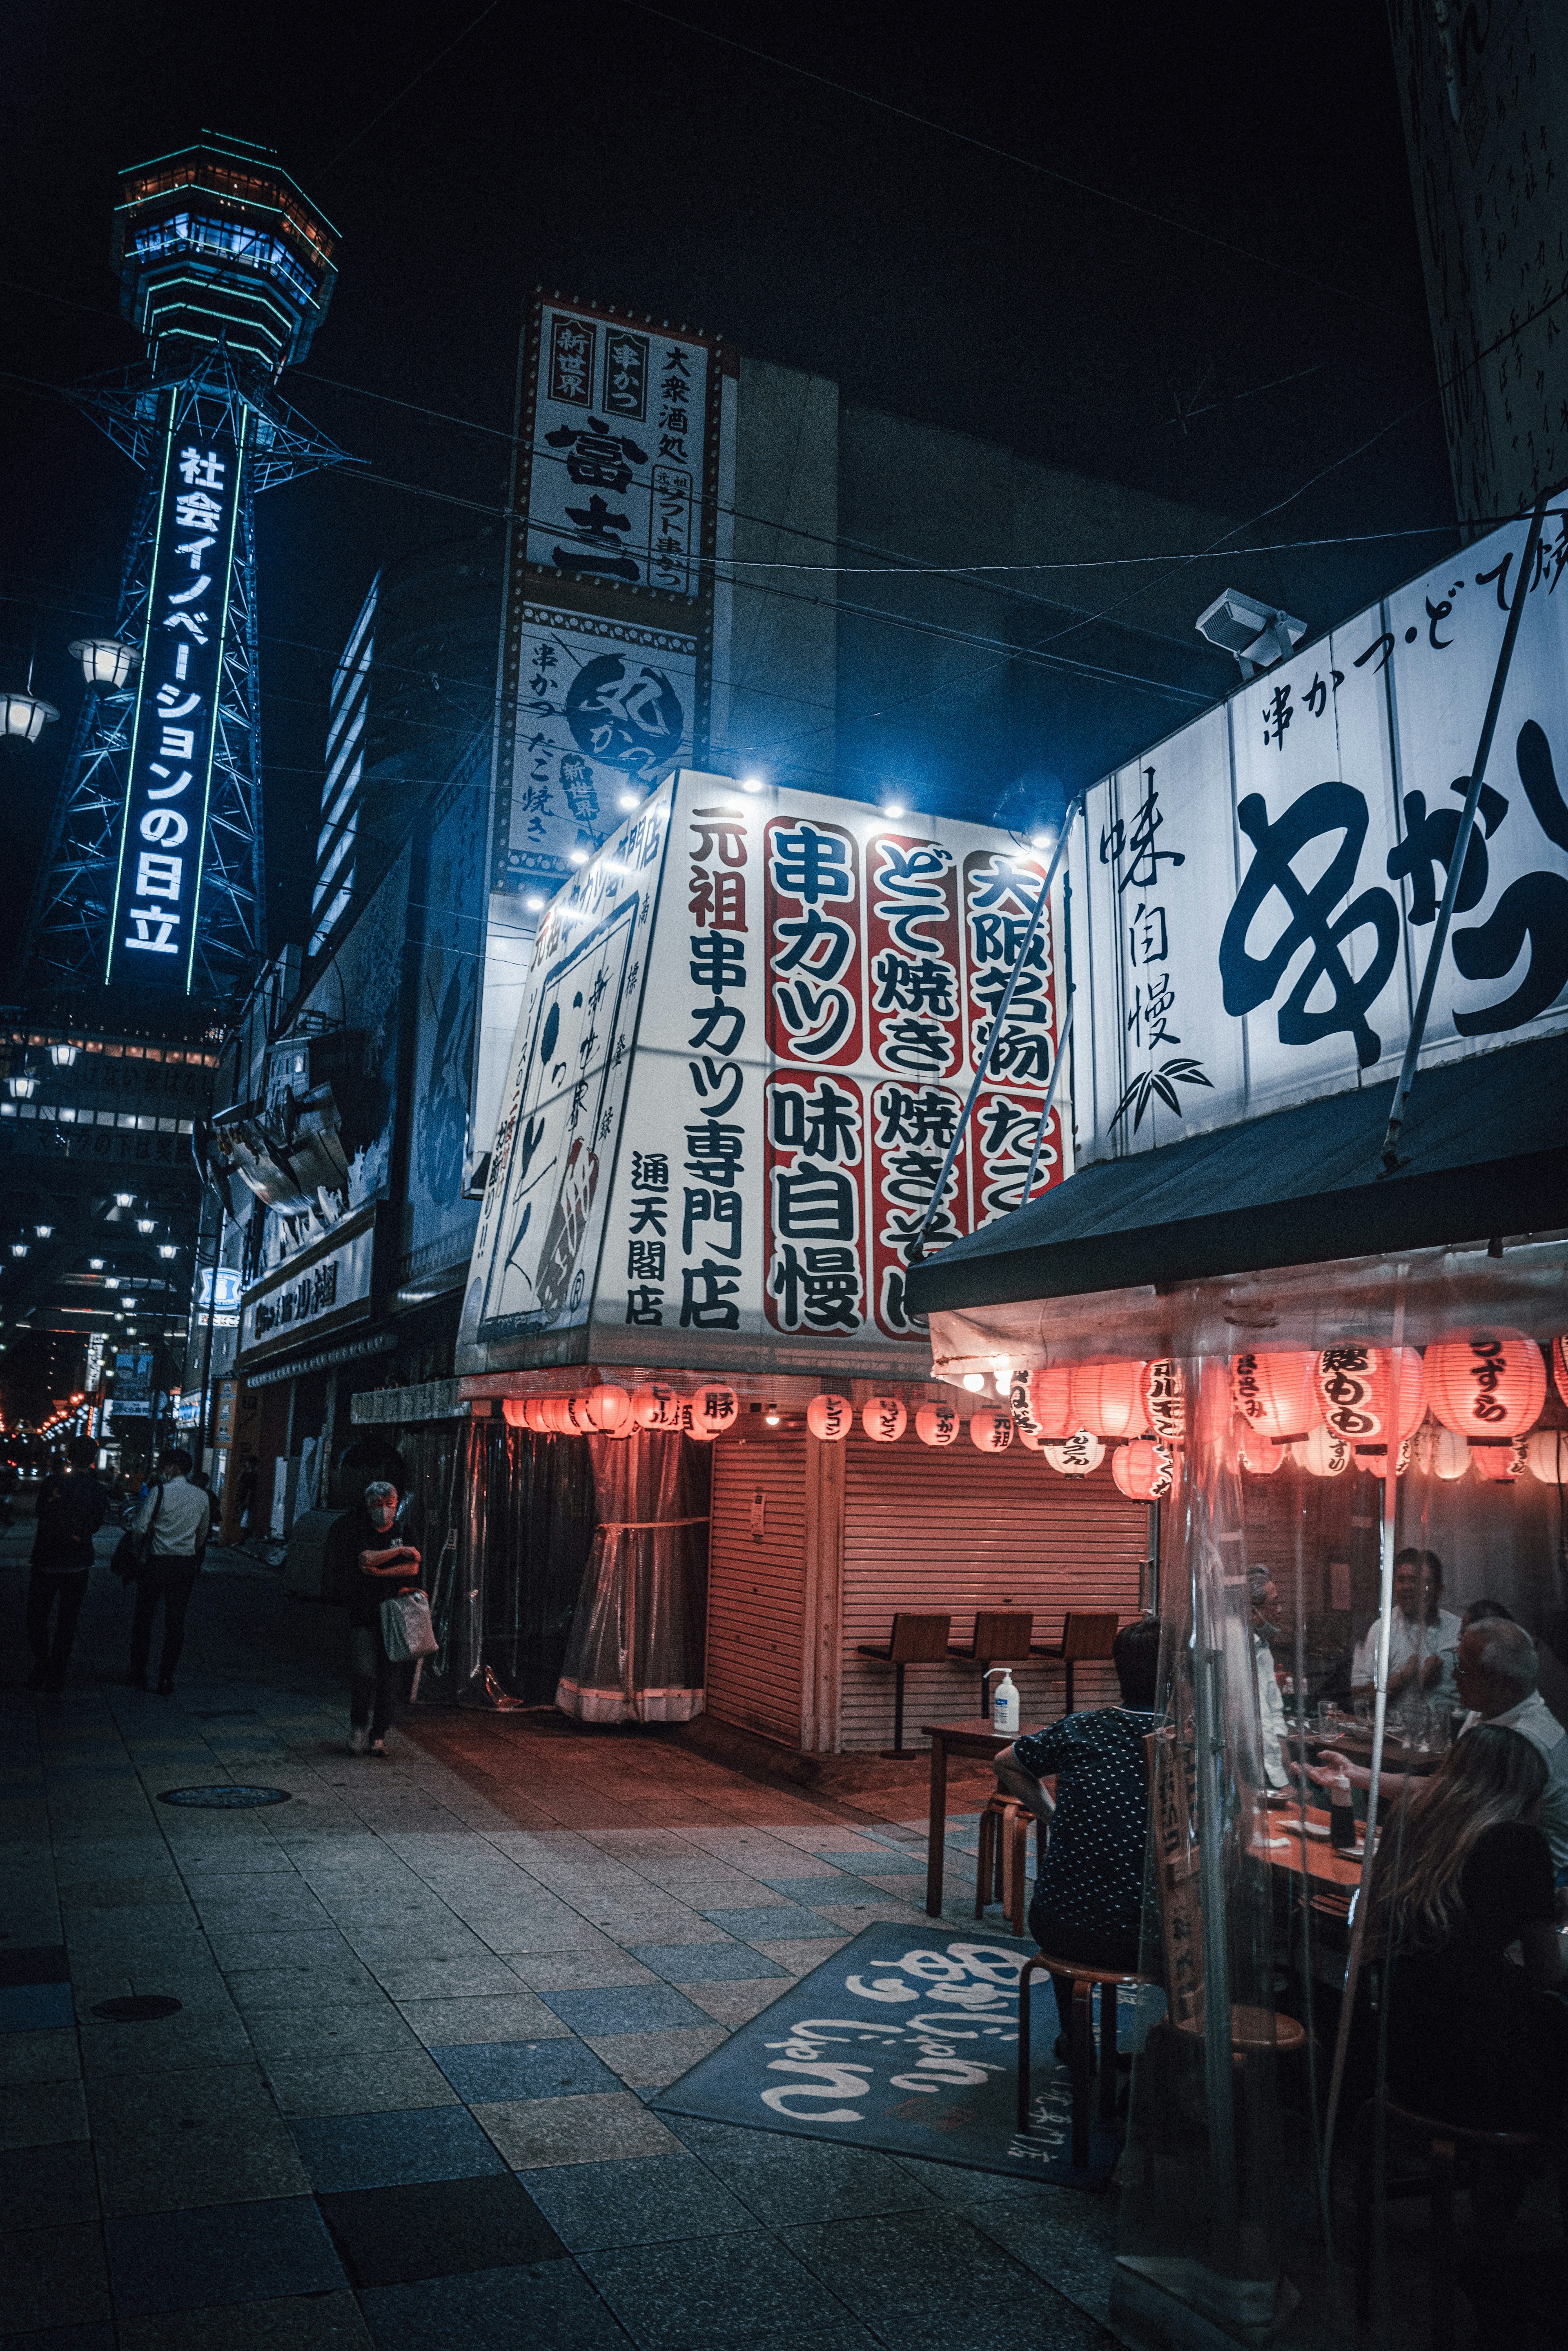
706, 1430, 808, 1744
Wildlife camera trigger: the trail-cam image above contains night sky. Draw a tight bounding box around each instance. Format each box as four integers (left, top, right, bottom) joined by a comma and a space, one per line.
1, 1, 1455, 964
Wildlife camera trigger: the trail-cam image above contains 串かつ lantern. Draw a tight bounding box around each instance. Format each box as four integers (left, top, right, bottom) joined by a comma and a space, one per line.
689, 1384, 739, 1440
1025, 1366, 1077, 1442
1071, 1359, 1149, 1441
1424, 1331, 1546, 1440
1041, 1431, 1105, 1476
1237, 1423, 1288, 1475
1316, 1344, 1426, 1444
806, 1393, 853, 1442
1292, 1424, 1352, 1478
969, 1408, 1015, 1453
1471, 1440, 1527, 1483
630, 1382, 684, 1431
1141, 1361, 1185, 1446
915, 1401, 960, 1447
1526, 1429, 1568, 1486
862, 1395, 907, 1442
1230, 1350, 1323, 1440
1112, 1439, 1174, 1500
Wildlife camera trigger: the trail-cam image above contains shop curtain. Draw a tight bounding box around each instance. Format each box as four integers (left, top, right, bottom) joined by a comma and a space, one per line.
422, 1421, 597, 1708
555, 1428, 709, 1723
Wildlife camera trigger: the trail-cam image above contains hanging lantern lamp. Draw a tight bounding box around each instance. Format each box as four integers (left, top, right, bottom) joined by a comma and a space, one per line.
629, 1382, 685, 1431
501, 1397, 529, 1429
1292, 1424, 1352, 1478
914, 1400, 960, 1447
1070, 1358, 1149, 1441
1237, 1422, 1289, 1475
1, 685, 59, 742
1554, 1337, 1568, 1410
1230, 1350, 1323, 1440
69, 638, 139, 691
689, 1383, 740, 1441
1112, 1439, 1174, 1500
1425, 1330, 1546, 1441
1316, 1344, 1426, 1445
1041, 1430, 1105, 1477
1525, 1429, 1568, 1486
1141, 1360, 1185, 1446
1470, 1440, 1528, 1483
1025, 1365, 1077, 1442
1409, 1422, 1471, 1481
1008, 1369, 1039, 1437
862, 1394, 907, 1442
806, 1393, 853, 1442
968, 1408, 1015, 1453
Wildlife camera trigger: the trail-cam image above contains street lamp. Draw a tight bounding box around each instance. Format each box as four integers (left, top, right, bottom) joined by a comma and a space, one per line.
158, 1243, 177, 1259
114, 1193, 134, 1210
136, 1218, 156, 1235
34, 1225, 52, 1239
48, 1042, 79, 1069
7, 1070, 38, 1101
1, 685, 59, 742
89, 1258, 104, 1270
68, 638, 139, 691
9, 1243, 27, 1258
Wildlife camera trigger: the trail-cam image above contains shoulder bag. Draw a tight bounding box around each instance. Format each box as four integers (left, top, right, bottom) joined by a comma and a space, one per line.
381, 1587, 439, 1661
111, 1485, 162, 1584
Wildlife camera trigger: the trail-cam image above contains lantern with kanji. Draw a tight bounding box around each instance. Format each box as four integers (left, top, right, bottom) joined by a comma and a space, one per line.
1410, 1422, 1471, 1481
1141, 1361, 1185, 1446
1071, 1359, 1149, 1441
501, 1397, 529, 1429
862, 1394, 907, 1442
1112, 1439, 1174, 1500
1554, 1337, 1568, 1409
915, 1401, 960, 1447
1471, 1440, 1528, 1483
1237, 1423, 1288, 1476
630, 1382, 685, 1432
1025, 1366, 1077, 1442
1042, 1430, 1105, 1476
1424, 1330, 1546, 1441
807, 1393, 854, 1442
1292, 1424, 1352, 1478
1009, 1370, 1039, 1437
969, 1408, 1015, 1453
1316, 1344, 1426, 1445
1231, 1350, 1322, 1440
690, 1383, 740, 1441
1526, 1429, 1568, 1486
568, 1385, 631, 1434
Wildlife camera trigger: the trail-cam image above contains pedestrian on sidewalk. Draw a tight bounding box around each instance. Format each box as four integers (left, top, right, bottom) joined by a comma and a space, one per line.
323, 1478, 421, 1756
127, 1447, 212, 1695
26, 1436, 112, 1693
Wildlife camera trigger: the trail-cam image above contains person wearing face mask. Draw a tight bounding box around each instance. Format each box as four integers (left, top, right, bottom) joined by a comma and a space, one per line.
323, 1478, 421, 1756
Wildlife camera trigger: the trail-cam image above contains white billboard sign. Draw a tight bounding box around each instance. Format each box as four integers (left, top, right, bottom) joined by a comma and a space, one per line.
1068, 511, 1568, 1163
458, 772, 1069, 1375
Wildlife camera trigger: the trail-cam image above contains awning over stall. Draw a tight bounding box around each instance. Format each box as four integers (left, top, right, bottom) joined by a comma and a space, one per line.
906, 1032, 1568, 1315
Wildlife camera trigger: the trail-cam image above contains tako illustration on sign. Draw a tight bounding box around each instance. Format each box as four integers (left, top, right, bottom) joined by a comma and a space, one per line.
1067, 509, 1568, 1159
458, 772, 1069, 1375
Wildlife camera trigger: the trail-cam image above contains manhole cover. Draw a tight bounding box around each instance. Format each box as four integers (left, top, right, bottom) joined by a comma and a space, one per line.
91, 1995, 183, 2022
157, 1785, 292, 1808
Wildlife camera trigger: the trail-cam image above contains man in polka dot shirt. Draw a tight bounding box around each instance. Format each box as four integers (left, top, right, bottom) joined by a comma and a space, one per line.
993, 1616, 1162, 2054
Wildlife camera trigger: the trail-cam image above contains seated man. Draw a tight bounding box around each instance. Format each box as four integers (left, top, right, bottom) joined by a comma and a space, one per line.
992, 1615, 1162, 2056
1350, 1547, 1462, 1715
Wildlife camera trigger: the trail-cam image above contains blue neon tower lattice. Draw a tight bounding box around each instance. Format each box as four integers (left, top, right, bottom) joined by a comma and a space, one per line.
17, 130, 356, 1012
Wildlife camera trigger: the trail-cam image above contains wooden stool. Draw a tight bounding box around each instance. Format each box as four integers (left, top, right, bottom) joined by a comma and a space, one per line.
855, 1613, 950, 1756
1354, 2095, 1545, 2351
976, 1792, 1032, 1936
1018, 1951, 1154, 2170
948, 1610, 1033, 1717
1030, 1611, 1119, 1717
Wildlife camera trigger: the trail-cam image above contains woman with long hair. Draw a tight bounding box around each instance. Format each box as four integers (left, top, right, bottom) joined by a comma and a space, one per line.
1368, 1724, 1567, 2131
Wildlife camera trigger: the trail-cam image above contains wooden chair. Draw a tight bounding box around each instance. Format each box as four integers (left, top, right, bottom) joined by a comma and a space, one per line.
1031, 1610, 1119, 1716
855, 1612, 950, 1756
1354, 2095, 1546, 2351
1018, 1949, 1154, 2169
976, 1790, 1032, 1936
949, 1610, 1033, 1716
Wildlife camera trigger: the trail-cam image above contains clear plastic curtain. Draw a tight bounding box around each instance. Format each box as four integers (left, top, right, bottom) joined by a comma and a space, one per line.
423, 1421, 597, 1708
555, 1428, 710, 1724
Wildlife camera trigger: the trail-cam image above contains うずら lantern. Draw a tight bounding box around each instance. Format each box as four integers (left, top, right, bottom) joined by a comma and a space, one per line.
1470, 1439, 1528, 1483
1025, 1366, 1078, 1442
915, 1401, 960, 1447
1041, 1430, 1105, 1477
969, 1408, 1015, 1453
1237, 1422, 1289, 1475
806, 1392, 854, 1442
1316, 1344, 1426, 1445
1230, 1350, 1323, 1440
862, 1394, 907, 1442
1424, 1330, 1546, 1441
1292, 1424, 1352, 1478
629, 1382, 686, 1432
1112, 1439, 1174, 1500
1141, 1361, 1185, 1446
689, 1383, 740, 1441
1070, 1359, 1149, 1442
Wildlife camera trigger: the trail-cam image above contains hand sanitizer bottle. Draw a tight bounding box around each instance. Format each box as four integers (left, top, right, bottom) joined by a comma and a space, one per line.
992, 1671, 1020, 1736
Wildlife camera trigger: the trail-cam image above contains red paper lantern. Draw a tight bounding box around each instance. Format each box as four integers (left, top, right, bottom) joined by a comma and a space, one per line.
1237, 1423, 1288, 1476
1141, 1361, 1185, 1446
807, 1393, 854, 1442
1041, 1431, 1105, 1477
1013, 1421, 1048, 1452
501, 1397, 529, 1428
968, 1408, 1015, 1453
862, 1394, 907, 1442
1230, 1350, 1322, 1440
1071, 1358, 1149, 1441
629, 1382, 684, 1432
690, 1383, 739, 1441
1410, 1423, 1470, 1481
1112, 1439, 1174, 1500
1424, 1330, 1546, 1440
1471, 1440, 1527, 1483
1008, 1370, 1038, 1436
1316, 1344, 1425, 1444
1555, 1337, 1568, 1409
915, 1401, 960, 1447
1025, 1366, 1077, 1442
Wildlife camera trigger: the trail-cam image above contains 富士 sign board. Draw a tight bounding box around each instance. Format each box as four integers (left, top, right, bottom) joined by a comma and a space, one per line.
107, 395, 245, 991
457, 772, 1068, 1376
1067, 510, 1568, 1164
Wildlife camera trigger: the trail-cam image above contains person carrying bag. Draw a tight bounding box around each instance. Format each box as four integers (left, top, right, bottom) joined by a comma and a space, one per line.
323, 1477, 425, 1755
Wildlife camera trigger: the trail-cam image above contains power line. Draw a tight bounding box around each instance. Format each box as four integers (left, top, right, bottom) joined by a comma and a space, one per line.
316, 0, 508, 171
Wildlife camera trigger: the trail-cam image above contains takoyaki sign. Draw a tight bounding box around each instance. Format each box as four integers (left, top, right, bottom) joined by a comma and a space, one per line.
457, 770, 1070, 1376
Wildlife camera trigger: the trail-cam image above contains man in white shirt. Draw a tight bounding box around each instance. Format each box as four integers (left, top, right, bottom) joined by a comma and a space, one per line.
1351, 1548, 1463, 1715
1249, 1570, 1291, 1794
1454, 1618, 1568, 1879
128, 1448, 212, 1695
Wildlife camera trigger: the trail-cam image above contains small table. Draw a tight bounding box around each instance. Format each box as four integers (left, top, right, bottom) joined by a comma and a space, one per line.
921, 1721, 1019, 1917
1312, 1727, 1443, 1778
1254, 1805, 1368, 1893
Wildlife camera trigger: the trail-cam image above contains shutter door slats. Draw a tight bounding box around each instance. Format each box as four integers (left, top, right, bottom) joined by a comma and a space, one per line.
707, 1433, 807, 1743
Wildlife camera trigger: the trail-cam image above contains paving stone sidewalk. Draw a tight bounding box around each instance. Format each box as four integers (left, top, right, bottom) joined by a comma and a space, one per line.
2, 1526, 1115, 2350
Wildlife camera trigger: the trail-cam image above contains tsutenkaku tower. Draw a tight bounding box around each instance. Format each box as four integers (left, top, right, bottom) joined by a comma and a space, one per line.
17, 131, 353, 1012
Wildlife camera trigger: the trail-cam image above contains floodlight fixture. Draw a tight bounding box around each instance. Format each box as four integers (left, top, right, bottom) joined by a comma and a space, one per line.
740, 774, 764, 795
114, 1192, 135, 1209
1194, 588, 1307, 680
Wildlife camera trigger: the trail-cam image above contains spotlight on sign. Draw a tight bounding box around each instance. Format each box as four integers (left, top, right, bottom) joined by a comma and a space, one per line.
1194, 588, 1307, 680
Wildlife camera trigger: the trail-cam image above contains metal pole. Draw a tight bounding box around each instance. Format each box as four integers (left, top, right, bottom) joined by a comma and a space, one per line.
910, 796, 1083, 1261
1379, 487, 1552, 1174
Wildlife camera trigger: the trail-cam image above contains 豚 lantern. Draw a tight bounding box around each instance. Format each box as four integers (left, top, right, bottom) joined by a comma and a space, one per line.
1231, 1350, 1322, 1440
1112, 1439, 1174, 1500
1292, 1424, 1352, 1478
1071, 1359, 1149, 1441
1042, 1430, 1105, 1477
630, 1382, 685, 1431
1025, 1366, 1077, 1442
1424, 1331, 1546, 1441
689, 1383, 739, 1440
915, 1401, 960, 1447
1316, 1344, 1426, 1445
969, 1408, 1015, 1453
862, 1394, 907, 1442
807, 1393, 853, 1442
1141, 1361, 1185, 1446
